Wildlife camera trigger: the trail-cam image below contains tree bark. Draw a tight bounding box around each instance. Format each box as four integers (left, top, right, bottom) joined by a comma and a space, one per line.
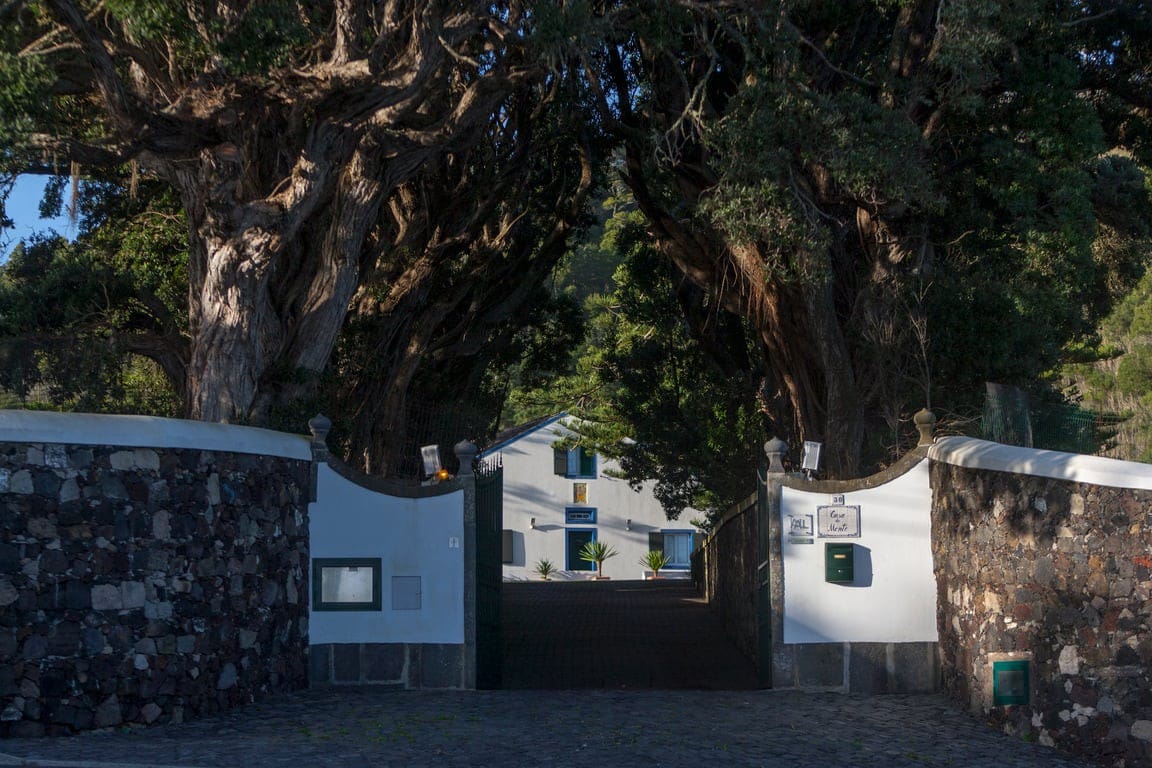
25, 0, 557, 439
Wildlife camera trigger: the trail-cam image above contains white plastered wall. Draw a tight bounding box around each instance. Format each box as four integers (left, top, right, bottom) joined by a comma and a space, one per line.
308, 463, 465, 644
781, 459, 938, 644
488, 419, 703, 581
930, 436, 1152, 489
0, 409, 311, 459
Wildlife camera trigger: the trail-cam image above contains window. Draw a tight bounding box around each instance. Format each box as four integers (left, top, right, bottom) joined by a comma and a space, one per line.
565, 507, 597, 524
312, 558, 382, 611
649, 531, 695, 570
553, 446, 596, 478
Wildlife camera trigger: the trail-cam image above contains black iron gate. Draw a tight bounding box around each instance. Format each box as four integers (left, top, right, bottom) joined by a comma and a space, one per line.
755, 466, 772, 686
475, 457, 503, 689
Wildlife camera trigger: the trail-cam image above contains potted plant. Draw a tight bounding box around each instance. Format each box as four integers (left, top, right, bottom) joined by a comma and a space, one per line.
640, 550, 671, 579
578, 540, 618, 580
533, 558, 556, 581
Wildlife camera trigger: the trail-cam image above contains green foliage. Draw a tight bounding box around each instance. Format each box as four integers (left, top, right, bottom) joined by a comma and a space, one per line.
216, 1, 318, 74
511, 198, 766, 520
0, 178, 185, 416
639, 550, 670, 576
0, 50, 51, 142
914, 38, 1148, 422
532, 558, 556, 580
103, 0, 191, 41
3, 0, 1149, 484
1059, 233, 1152, 461
562, 0, 1152, 475
577, 539, 617, 577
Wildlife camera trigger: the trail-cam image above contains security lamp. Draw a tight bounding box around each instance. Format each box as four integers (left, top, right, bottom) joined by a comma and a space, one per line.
801, 441, 822, 479
530, 517, 536, 529
626, 518, 632, 531
420, 444, 442, 476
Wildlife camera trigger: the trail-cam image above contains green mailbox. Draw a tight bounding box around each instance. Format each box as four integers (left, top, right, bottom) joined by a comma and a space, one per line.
825, 543, 854, 583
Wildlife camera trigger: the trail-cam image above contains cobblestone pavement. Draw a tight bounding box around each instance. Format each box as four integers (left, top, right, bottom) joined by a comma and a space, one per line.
0, 688, 1096, 768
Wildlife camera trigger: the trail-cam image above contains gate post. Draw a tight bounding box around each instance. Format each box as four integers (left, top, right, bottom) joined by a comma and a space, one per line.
456, 440, 479, 690
761, 437, 788, 687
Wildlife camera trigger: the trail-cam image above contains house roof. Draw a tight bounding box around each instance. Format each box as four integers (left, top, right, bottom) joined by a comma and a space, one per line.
479, 412, 566, 457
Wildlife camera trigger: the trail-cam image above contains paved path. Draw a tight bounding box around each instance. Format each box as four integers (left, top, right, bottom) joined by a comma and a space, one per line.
0, 581, 1097, 767
0, 688, 1095, 768
501, 579, 759, 689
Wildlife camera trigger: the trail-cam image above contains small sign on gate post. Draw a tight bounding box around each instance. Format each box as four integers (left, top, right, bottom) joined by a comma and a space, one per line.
786, 513, 815, 545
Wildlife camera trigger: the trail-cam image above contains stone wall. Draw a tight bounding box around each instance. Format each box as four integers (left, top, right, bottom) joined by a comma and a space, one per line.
0, 441, 311, 736
931, 459, 1152, 766
693, 492, 760, 669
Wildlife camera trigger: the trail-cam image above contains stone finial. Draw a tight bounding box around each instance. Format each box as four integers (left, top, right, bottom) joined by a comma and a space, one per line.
454, 440, 478, 477
764, 437, 788, 474
914, 408, 937, 447
308, 414, 331, 459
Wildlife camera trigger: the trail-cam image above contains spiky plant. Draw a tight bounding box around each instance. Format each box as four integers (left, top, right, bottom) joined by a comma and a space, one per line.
578, 540, 618, 579
640, 550, 671, 579
533, 558, 556, 581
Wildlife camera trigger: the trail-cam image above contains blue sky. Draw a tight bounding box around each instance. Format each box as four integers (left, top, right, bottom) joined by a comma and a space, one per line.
1, 175, 76, 260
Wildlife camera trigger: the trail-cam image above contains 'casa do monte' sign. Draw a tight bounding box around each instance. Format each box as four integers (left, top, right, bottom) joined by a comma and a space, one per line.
817, 505, 861, 538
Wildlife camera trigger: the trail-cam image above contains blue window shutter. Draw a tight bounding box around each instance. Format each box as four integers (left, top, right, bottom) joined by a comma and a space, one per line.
553, 448, 567, 475
579, 447, 596, 477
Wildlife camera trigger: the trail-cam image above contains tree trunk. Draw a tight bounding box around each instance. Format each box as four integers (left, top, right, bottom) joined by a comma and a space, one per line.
186, 234, 279, 422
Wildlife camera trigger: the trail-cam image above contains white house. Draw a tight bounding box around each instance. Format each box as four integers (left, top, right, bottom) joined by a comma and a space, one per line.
481, 414, 704, 581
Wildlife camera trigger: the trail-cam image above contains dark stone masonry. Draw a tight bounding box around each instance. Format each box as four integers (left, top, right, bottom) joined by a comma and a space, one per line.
0, 442, 311, 737
932, 461, 1152, 767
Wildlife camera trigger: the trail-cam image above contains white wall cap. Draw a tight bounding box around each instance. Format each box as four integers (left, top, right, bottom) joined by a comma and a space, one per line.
929, 436, 1152, 490
0, 410, 311, 461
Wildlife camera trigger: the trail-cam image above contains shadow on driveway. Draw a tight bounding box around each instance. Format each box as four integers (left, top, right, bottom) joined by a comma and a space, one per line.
501, 579, 759, 690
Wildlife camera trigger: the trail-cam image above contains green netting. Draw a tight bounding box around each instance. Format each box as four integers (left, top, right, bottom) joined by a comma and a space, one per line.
981, 382, 1127, 455
1028, 403, 1126, 455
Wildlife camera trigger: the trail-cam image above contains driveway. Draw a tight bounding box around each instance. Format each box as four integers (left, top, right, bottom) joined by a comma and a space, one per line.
501, 579, 758, 690
0, 688, 1094, 768
0, 580, 1096, 767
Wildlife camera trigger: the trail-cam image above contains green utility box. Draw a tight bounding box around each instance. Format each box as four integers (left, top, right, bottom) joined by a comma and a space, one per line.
825, 543, 854, 583
992, 659, 1030, 706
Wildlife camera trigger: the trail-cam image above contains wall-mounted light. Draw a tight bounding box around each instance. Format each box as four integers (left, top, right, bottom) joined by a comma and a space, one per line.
420, 444, 442, 476
529, 517, 536, 529
626, 518, 632, 531
801, 441, 822, 480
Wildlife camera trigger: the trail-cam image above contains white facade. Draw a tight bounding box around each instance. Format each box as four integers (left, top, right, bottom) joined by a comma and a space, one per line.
780, 460, 938, 644
309, 463, 465, 644
483, 415, 704, 581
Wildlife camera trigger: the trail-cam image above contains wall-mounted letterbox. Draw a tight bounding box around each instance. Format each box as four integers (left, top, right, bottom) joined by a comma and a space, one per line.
825, 543, 854, 584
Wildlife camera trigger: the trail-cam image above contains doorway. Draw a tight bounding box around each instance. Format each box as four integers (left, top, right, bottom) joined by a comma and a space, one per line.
564, 528, 596, 571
